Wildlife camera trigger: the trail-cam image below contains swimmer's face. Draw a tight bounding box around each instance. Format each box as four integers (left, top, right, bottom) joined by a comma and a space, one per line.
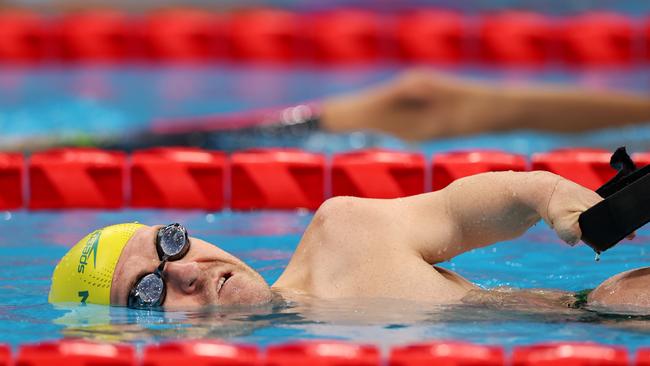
110, 225, 272, 309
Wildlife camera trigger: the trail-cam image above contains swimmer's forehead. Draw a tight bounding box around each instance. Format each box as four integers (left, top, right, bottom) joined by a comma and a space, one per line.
111, 225, 160, 305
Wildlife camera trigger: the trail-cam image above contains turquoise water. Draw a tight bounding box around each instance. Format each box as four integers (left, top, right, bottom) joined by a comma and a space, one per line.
2, 210, 650, 349
2, 66, 650, 349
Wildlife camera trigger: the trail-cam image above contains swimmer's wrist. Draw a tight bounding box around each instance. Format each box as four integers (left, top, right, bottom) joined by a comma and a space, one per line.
319, 96, 364, 133
527, 171, 563, 225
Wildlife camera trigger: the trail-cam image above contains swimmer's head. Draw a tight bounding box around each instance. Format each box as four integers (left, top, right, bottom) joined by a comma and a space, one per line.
49, 223, 144, 305
49, 223, 273, 309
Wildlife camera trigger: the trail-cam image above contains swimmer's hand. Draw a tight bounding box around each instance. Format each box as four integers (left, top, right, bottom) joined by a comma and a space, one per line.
544, 178, 604, 246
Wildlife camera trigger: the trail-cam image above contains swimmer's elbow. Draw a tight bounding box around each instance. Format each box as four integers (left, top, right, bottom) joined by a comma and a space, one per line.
313, 196, 360, 225
311, 196, 397, 247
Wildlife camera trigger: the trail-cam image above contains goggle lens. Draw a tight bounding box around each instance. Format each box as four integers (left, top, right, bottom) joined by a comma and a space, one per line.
131, 273, 165, 307
157, 223, 189, 260
128, 223, 190, 309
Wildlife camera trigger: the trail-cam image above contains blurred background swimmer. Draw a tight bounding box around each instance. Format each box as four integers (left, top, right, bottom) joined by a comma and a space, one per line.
321, 71, 650, 141
5, 71, 650, 152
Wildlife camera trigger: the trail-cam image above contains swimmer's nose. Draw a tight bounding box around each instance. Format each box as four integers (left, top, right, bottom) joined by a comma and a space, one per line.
163, 261, 200, 295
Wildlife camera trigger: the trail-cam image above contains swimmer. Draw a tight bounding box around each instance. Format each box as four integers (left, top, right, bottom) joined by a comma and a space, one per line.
321, 70, 650, 141
48, 170, 645, 314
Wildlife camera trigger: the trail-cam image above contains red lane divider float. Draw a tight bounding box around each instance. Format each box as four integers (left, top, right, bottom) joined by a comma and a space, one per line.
633, 152, 650, 167
0, 153, 23, 210
2, 340, 648, 365
141, 9, 224, 62
432, 150, 527, 191
511, 343, 628, 366
1, 147, 645, 210
389, 341, 505, 366
55, 10, 136, 62
479, 11, 555, 66
266, 341, 380, 366
531, 148, 615, 191
637, 348, 650, 366
130, 147, 226, 209
0, 9, 649, 67
29, 148, 125, 209
0, 10, 49, 63
228, 9, 302, 63
17, 340, 136, 366
0, 344, 10, 366
646, 17, 650, 62
332, 149, 425, 198
559, 12, 636, 67
396, 9, 465, 64
309, 9, 386, 64
231, 148, 325, 210
143, 341, 259, 366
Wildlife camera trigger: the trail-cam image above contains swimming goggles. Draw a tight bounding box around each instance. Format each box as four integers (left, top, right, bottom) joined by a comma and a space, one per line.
579, 147, 650, 253
127, 223, 190, 309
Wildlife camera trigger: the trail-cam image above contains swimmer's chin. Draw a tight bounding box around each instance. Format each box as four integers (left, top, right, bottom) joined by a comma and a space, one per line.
161, 293, 282, 312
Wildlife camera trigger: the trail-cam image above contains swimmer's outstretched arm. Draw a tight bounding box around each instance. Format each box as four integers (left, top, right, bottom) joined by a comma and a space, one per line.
276, 170, 603, 299
321, 70, 650, 141
396, 171, 602, 263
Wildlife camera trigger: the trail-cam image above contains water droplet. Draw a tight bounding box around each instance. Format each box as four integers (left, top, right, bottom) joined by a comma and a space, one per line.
3, 212, 11, 221
205, 214, 215, 223
594, 252, 601, 262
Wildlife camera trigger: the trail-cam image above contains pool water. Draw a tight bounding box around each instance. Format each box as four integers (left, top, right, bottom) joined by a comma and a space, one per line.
2, 66, 650, 350
2, 209, 650, 349
2, 65, 650, 155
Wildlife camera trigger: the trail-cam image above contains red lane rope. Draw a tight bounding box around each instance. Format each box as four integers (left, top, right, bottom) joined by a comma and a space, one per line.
6, 339, 643, 366
0, 147, 647, 210
0, 9, 646, 67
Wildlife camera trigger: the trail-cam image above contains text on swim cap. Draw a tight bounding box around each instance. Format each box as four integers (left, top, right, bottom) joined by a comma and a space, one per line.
78, 291, 89, 304
78, 231, 101, 274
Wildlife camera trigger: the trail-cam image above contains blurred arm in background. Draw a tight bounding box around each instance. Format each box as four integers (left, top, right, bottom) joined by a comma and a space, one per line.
321, 70, 650, 141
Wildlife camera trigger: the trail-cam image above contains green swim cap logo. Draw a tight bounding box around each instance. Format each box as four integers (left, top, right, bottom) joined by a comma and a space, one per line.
77, 231, 101, 274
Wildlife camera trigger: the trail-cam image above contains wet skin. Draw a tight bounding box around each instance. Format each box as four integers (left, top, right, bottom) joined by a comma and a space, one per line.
110, 225, 272, 309
110, 222, 649, 313
588, 268, 650, 314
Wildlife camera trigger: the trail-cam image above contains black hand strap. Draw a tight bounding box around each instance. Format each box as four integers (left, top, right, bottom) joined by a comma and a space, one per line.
579, 147, 650, 253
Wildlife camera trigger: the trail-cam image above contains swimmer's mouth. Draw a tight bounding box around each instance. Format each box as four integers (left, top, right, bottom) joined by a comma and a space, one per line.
216, 272, 232, 296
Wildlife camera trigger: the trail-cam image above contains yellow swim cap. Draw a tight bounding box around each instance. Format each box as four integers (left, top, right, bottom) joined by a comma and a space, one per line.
49, 223, 145, 305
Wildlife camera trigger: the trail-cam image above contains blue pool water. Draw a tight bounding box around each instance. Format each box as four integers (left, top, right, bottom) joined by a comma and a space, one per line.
2, 210, 650, 349
2, 66, 650, 349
